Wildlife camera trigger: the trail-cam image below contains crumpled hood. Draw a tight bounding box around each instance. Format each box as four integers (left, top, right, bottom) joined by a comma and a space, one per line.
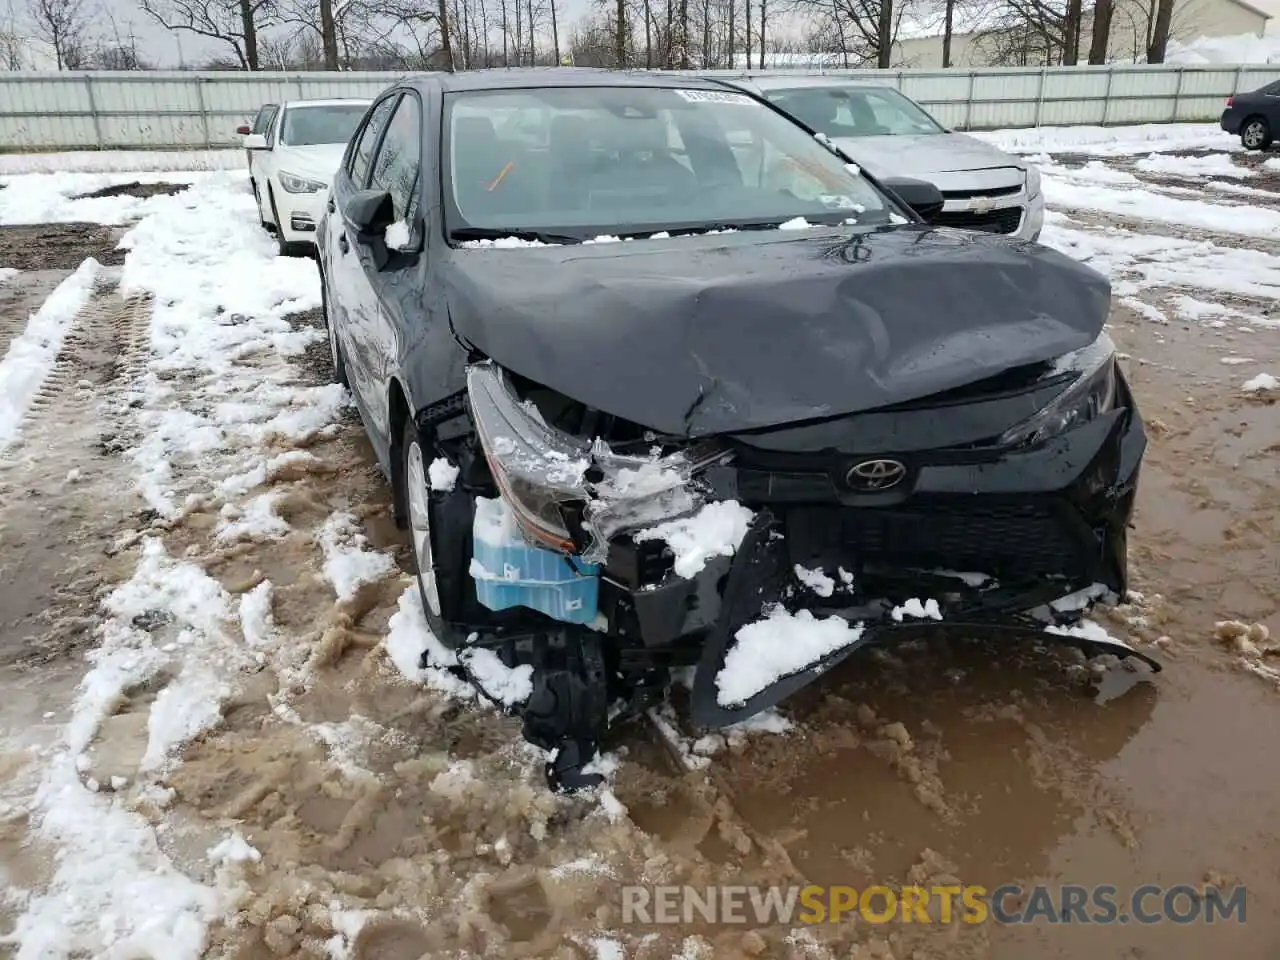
444, 226, 1110, 437
835, 132, 1026, 183
273, 143, 347, 182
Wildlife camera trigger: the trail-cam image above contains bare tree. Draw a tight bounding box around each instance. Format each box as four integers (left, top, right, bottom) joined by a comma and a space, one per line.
0, 8, 28, 68
27, 0, 91, 69
1088, 0, 1111, 62
942, 0, 954, 65
614, 0, 625, 64
140, 0, 275, 69
1146, 0, 1171, 62
756, 0, 764, 66
549, 0, 560, 60
438, 0, 454, 67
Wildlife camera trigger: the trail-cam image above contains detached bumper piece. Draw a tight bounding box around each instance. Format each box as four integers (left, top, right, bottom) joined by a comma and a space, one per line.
687, 507, 1160, 731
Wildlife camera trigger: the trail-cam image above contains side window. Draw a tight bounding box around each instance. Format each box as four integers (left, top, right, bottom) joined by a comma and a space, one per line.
368, 94, 422, 223
349, 95, 399, 187
266, 107, 282, 148
1262, 81, 1280, 96
252, 104, 277, 135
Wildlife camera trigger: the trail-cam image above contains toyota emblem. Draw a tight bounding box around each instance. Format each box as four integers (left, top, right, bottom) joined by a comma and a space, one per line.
846, 458, 908, 492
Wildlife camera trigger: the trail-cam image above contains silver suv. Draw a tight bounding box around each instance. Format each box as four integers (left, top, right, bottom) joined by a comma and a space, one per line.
721, 76, 1045, 242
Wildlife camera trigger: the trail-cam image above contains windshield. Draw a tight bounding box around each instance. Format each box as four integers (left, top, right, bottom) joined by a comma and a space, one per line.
281, 104, 370, 146
766, 87, 945, 138
442, 86, 895, 242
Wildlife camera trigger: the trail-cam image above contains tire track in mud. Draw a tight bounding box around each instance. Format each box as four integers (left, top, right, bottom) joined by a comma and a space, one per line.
0, 275, 155, 940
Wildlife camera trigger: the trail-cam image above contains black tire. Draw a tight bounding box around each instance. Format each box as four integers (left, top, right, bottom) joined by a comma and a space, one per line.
401, 422, 475, 649
252, 179, 269, 229
1241, 115, 1272, 151
319, 268, 348, 387
268, 186, 300, 256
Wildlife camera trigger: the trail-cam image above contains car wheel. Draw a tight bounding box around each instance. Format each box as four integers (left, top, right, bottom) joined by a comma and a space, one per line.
401, 421, 479, 650
319, 268, 348, 387
267, 186, 297, 257
252, 179, 268, 229
1241, 116, 1271, 151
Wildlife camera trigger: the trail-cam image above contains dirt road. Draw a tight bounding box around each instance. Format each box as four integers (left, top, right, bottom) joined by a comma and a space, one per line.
0, 155, 1276, 960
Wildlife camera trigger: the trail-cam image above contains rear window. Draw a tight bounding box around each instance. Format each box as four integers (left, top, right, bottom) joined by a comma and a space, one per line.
766, 87, 944, 138
280, 104, 371, 146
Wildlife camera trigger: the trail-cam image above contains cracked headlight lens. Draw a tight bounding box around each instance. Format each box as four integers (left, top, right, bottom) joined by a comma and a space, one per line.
279, 171, 326, 194
999, 333, 1118, 449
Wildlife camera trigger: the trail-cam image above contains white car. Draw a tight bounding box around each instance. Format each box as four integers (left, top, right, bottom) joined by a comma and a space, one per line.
244, 98, 372, 255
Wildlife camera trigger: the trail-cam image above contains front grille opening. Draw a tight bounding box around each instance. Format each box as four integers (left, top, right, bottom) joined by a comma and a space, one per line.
933, 206, 1023, 235
941, 184, 1023, 200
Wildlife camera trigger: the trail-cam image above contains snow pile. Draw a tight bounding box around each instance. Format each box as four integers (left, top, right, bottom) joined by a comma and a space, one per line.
317, 512, 398, 603
0, 267, 19, 284
794, 564, 836, 598
1042, 218, 1280, 314
1242, 372, 1278, 394
0, 171, 205, 226
459, 647, 535, 706
717, 607, 866, 707
976, 123, 1238, 157
215, 490, 290, 543
0, 150, 243, 176
1166, 32, 1280, 64
1044, 177, 1280, 239
98, 537, 251, 772
208, 832, 262, 866
383, 586, 476, 699
0, 257, 99, 454
428, 456, 460, 491
3, 758, 222, 959
634, 500, 755, 578
1134, 152, 1253, 180
115, 173, 330, 518
891, 597, 943, 621
5, 535, 253, 958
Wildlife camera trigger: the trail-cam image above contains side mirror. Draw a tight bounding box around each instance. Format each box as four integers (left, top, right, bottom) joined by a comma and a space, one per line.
882, 177, 945, 221
236, 124, 251, 135
244, 133, 268, 150
344, 189, 396, 238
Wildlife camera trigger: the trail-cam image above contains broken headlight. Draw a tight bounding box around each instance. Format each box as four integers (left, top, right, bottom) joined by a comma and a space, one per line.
466, 361, 731, 561
466, 362, 591, 553
998, 333, 1118, 449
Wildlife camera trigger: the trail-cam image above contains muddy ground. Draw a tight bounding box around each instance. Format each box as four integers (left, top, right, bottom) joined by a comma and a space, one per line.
0, 161, 1277, 960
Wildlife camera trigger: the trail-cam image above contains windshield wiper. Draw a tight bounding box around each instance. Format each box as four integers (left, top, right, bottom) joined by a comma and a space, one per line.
450, 227, 582, 246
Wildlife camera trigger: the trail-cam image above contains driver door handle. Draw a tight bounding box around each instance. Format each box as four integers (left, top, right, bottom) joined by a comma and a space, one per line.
338, 233, 349, 254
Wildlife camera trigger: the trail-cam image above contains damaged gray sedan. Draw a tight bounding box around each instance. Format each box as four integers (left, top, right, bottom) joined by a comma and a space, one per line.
317, 69, 1158, 791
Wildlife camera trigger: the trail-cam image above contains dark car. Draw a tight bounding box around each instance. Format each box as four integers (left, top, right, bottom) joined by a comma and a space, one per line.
1220, 81, 1280, 150
317, 70, 1157, 791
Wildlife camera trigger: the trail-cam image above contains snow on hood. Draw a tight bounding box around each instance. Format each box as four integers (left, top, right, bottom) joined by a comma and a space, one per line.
833, 132, 1027, 182
272, 142, 347, 182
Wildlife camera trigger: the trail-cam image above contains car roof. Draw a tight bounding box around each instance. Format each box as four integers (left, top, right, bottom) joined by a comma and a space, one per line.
280, 97, 373, 108
399, 68, 740, 94
720, 75, 897, 93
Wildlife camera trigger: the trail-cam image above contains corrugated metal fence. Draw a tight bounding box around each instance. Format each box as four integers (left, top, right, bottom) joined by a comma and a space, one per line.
3, 64, 1280, 151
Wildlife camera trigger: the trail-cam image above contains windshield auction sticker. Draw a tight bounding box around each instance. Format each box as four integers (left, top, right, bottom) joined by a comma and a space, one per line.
673, 89, 757, 105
